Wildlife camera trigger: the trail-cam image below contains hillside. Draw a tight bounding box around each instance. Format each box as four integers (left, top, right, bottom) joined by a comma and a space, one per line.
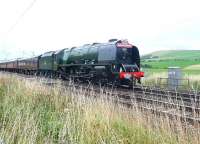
141, 50, 200, 72
142, 50, 200, 60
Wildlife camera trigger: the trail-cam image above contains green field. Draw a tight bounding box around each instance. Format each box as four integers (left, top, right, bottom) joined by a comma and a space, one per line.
142, 60, 200, 75
141, 50, 200, 74
142, 60, 200, 69
141, 50, 200, 88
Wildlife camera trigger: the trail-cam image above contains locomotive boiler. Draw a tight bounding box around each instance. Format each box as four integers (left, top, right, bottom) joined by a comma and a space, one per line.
56, 39, 144, 86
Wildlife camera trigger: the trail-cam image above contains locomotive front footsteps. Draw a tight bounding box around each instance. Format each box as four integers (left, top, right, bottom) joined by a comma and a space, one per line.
0, 39, 144, 87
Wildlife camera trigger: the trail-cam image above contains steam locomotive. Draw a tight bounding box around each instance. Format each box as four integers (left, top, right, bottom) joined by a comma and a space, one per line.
0, 39, 144, 86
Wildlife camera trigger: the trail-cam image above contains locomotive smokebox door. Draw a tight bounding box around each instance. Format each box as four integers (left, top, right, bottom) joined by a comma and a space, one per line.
168, 67, 182, 89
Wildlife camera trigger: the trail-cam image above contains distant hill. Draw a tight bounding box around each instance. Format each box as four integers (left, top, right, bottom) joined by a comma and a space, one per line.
142, 50, 200, 60
141, 50, 200, 71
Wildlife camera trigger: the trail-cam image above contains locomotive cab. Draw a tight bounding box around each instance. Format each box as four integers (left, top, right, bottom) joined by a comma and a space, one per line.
115, 40, 144, 85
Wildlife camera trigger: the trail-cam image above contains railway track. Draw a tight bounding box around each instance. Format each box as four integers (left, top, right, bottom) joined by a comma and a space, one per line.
69, 83, 200, 124
2, 72, 200, 124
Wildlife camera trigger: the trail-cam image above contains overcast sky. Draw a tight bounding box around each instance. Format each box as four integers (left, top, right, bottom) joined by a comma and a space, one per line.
0, 0, 200, 60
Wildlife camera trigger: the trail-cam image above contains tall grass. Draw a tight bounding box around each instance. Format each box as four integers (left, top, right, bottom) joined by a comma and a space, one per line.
0, 73, 200, 144
142, 70, 200, 90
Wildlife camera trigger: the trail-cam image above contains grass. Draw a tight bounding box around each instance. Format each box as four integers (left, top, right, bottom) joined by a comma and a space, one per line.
141, 50, 200, 89
141, 59, 200, 86
142, 69, 200, 90
141, 50, 200, 84
0, 73, 200, 143
142, 60, 200, 69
